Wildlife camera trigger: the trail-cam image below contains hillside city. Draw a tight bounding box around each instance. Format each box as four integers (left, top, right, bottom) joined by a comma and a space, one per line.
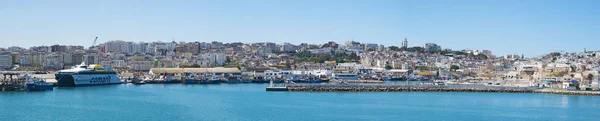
1, 38, 599, 89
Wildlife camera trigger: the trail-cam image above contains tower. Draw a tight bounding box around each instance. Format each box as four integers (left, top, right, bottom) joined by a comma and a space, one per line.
402, 37, 408, 49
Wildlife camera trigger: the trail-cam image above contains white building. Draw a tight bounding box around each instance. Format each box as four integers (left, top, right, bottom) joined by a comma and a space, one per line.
0, 53, 13, 69
100, 61, 112, 67
308, 47, 333, 55
43, 53, 63, 70
19, 53, 44, 67
364, 43, 378, 50
257, 48, 272, 57
129, 61, 154, 71
335, 63, 364, 71
62, 53, 74, 65
104, 40, 126, 53
291, 70, 331, 76
280, 43, 297, 53
199, 53, 227, 66
112, 60, 126, 68
341, 45, 364, 53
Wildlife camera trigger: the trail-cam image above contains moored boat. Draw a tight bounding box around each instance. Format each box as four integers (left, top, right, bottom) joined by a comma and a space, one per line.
55, 62, 122, 87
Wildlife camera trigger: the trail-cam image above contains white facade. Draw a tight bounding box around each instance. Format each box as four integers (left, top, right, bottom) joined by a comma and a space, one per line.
62, 53, 74, 65
199, 53, 226, 66
129, 61, 154, 71
112, 60, 126, 68
291, 70, 331, 76
309, 48, 332, 55
19, 53, 44, 66
341, 45, 364, 52
104, 40, 126, 53
335, 63, 364, 71
364, 43, 378, 50
0, 54, 12, 69
43, 53, 63, 70
100, 61, 112, 67
280, 43, 297, 52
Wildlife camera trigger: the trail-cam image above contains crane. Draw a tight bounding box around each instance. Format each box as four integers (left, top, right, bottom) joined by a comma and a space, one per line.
92, 36, 98, 48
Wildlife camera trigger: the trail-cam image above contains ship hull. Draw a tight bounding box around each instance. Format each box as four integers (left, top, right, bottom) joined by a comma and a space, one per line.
55, 73, 122, 87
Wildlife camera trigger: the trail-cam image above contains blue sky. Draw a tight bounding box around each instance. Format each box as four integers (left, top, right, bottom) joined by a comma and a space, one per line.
1, 0, 599, 56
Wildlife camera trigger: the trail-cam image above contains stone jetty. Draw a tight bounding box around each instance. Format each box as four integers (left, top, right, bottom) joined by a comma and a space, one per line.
286, 85, 535, 93
272, 84, 600, 96
330, 79, 385, 84
534, 89, 600, 96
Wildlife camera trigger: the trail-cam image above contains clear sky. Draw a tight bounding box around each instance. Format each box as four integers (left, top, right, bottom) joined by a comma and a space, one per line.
1, 0, 599, 56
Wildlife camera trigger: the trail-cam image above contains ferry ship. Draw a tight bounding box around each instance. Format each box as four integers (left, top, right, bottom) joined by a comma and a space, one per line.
55, 62, 122, 87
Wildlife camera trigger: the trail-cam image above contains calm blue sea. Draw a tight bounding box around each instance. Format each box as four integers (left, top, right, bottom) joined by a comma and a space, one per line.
1, 84, 599, 121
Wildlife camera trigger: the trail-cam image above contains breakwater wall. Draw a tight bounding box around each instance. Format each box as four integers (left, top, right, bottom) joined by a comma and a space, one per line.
281, 85, 600, 96
286, 85, 535, 93
534, 89, 600, 96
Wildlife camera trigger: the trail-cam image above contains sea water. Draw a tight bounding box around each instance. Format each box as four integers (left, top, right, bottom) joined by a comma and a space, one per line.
1, 84, 599, 121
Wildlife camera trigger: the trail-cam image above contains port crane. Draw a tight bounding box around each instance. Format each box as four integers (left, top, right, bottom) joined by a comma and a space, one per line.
91, 36, 98, 49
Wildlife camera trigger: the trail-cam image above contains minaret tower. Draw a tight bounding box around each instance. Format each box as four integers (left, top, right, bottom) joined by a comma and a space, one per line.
402, 37, 408, 49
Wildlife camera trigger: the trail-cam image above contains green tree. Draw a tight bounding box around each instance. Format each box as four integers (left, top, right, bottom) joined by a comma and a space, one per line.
389, 46, 401, 51
450, 65, 460, 71
385, 65, 393, 70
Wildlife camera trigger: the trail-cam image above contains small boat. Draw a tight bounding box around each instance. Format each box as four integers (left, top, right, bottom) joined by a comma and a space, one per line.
199, 76, 220, 84
183, 78, 198, 84
225, 77, 242, 83
131, 76, 147, 85
26, 77, 53, 91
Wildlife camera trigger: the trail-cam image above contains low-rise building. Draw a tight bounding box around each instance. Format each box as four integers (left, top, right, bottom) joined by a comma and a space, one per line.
129, 60, 154, 71
308, 47, 333, 55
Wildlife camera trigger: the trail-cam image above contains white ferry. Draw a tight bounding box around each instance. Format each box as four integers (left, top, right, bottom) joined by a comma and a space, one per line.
55, 62, 122, 87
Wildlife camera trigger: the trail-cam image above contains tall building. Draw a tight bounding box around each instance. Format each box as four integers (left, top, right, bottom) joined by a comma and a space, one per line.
43, 53, 64, 70
83, 54, 100, 64
0, 53, 13, 69
424, 43, 441, 52
51, 45, 67, 53
402, 38, 408, 49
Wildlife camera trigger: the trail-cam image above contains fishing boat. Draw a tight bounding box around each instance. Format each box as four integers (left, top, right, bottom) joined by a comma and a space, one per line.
24, 74, 53, 91
131, 75, 147, 85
